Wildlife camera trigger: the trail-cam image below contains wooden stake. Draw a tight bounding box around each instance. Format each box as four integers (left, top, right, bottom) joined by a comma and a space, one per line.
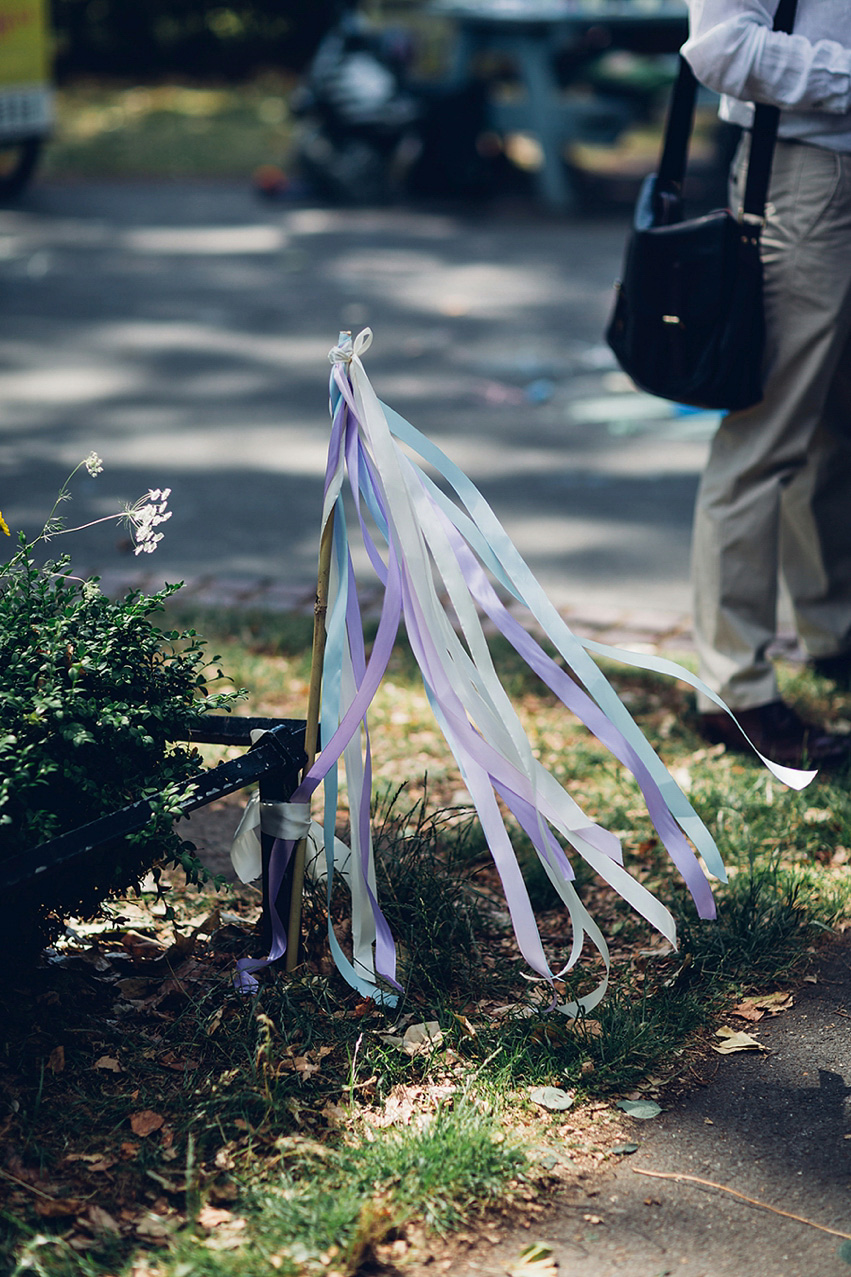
285, 513, 334, 971
285, 331, 351, 971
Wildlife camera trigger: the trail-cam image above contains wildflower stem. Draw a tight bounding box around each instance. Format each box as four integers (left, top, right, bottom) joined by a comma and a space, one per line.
37, 454, 103, 543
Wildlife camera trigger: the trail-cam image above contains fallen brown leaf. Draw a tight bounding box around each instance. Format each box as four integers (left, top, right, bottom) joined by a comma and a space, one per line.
200, 1214, 248, 1250
122, 930, 168, 962
321, 1101, 350, 1126
379, 1020, 444, 1056
93, 1055, 122, 1072
64, 1151, 118, 1173
197, 1205, 236, 1230
158, 1051, 199, 1072
130, 1110, 165, 1137
453, 1012, 477, 1038
116, 976, 154, 1000
83, 1205, 121, 1235
350, 997, 377, 1018
206, 1006, 225, 1035
167, 931, 199, 958
135, 1211, 175, 1240
34, 1196, 84, 1218
731, 1001, 765, 1023
66, 1234, 98, 1253
752, 992, 794, 1014
713, 1027, 768, 1054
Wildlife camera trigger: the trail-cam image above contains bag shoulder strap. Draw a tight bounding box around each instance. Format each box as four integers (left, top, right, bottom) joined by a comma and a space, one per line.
656, 56, 698, 198
658, 0, 798, 216
743, 0, 798, 216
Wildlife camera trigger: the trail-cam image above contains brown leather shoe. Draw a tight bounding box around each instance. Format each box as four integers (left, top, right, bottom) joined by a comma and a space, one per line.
698, 699, 851, 768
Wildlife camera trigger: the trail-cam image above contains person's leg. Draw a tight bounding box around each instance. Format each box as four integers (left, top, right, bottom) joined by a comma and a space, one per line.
782, 330, 851, 662
691, 420, 782, 712
693, 141, 851, 713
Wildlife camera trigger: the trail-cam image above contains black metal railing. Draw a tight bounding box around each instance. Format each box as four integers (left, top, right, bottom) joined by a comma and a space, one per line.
3, 715, 307, 954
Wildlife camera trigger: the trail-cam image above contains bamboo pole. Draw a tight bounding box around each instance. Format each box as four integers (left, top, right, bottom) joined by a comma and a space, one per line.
285, 514, 333, 971
285, 332, 350, 971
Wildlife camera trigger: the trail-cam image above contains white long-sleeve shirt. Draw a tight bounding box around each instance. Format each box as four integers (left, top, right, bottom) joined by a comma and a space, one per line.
683, 0, 851, 150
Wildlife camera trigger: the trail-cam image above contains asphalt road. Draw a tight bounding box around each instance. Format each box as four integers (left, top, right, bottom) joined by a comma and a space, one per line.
425, 937, 851, 1277
0, 180, 719, 625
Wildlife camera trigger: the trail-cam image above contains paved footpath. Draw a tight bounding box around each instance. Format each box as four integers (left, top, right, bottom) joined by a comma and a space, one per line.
428, 936, 851, 1277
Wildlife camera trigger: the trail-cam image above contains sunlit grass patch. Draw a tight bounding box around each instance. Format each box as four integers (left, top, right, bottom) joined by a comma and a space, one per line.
45, 77, 297, 180
9, 1098, 525, 1277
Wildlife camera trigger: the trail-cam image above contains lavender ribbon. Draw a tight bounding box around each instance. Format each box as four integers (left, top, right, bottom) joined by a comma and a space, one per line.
237, 326, 815, 1009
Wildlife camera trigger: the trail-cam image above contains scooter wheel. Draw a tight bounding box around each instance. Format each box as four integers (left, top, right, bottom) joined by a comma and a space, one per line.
0, 138, 42, 201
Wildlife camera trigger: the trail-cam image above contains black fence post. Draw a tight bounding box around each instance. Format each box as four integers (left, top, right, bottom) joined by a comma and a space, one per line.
258, 755, 294, 955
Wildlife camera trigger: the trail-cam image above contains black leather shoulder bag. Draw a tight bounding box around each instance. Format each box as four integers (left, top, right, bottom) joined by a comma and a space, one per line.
605, 0, 798, 412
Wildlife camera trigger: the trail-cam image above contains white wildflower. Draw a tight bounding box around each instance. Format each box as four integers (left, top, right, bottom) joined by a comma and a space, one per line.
123, 487, 173, 556
84, 452, 104, 477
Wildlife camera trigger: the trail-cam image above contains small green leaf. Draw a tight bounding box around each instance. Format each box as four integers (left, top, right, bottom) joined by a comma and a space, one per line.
617, 1099, 662, 1120
529, 1086, 574, 1112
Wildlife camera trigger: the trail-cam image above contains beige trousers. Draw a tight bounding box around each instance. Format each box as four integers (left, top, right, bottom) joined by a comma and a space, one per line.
692, 136, 851, 711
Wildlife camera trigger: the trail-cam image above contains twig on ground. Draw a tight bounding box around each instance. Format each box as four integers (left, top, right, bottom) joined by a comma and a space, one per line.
632, 1167, 851, 1240
0, 1168, 67, 1202
687, 1057, 720, 1086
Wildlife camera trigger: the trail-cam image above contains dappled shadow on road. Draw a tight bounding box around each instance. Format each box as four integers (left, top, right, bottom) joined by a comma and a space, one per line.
1, 185, 707, 613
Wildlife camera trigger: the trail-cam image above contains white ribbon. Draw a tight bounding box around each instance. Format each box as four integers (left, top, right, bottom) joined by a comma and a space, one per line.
231, 327, 817, 1016
230, 791, 310, 883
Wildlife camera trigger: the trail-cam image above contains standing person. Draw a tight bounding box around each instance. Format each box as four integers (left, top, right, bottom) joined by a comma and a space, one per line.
682, 0, 851, 767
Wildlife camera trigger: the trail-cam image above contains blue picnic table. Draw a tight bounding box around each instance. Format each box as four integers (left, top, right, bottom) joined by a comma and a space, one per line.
431, 0, 689, 210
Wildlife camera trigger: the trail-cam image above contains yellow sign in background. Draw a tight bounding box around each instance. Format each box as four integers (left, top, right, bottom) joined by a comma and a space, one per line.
0, 0, 49, 89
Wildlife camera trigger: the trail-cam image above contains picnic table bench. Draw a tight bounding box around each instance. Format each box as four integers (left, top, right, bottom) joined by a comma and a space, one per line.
431, 0, 689, 209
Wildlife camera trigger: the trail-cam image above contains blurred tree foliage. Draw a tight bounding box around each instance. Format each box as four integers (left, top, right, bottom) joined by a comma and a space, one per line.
49, 0, 338, 80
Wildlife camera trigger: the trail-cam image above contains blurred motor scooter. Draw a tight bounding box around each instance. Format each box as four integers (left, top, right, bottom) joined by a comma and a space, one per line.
284, 0, 503, 205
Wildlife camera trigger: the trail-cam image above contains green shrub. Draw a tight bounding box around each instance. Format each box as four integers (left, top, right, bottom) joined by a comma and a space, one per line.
0, 469, 242, 945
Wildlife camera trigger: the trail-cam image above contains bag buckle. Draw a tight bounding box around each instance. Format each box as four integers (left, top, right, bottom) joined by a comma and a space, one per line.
738, 209, 764, 244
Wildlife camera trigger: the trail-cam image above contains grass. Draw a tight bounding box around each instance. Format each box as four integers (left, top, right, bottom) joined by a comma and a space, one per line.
185, 1099, 525, 1273
3, 607, 851, 1277
42, 77, 298, 182
37, 66, 674, 190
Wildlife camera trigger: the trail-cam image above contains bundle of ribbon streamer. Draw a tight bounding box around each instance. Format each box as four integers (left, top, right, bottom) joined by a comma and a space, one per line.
231, 328, 815, 1011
